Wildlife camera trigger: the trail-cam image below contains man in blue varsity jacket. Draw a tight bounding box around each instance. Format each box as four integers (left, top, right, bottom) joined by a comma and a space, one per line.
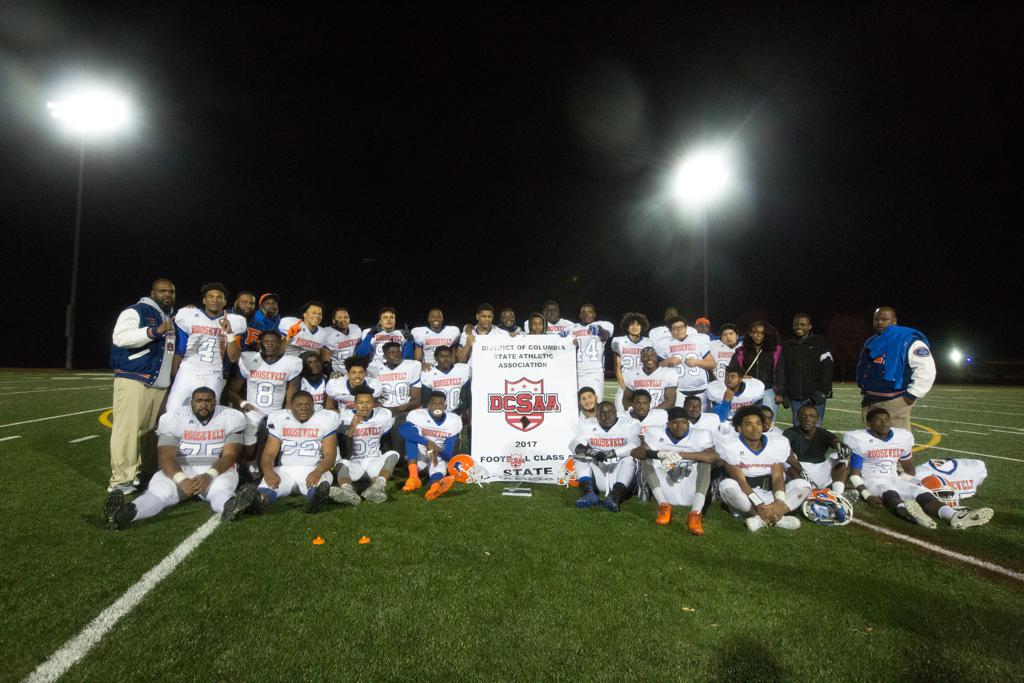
108, 279, 177, 495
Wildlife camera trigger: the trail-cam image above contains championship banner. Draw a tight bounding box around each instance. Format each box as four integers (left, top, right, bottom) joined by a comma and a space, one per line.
470, 335, 578, 483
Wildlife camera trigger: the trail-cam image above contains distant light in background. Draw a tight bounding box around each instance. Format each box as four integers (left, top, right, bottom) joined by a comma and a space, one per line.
965, 355, 973, 365
48, 84, 132, 137
949, 349, 963, 364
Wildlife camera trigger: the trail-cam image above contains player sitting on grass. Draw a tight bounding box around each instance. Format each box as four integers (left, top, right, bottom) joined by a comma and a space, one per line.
843, 407, 994, 529
717, 406, 812, 532
784, 404, 848, 493
250, 391, 340, 515
104, 387, 248, 530
399, 391, 463, 500
631, 407, 719, 535
570, 401, 641, 512
329, 387, 398, 506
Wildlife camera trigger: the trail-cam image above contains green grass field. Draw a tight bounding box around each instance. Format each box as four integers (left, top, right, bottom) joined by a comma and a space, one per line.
2, 370, 1023, 682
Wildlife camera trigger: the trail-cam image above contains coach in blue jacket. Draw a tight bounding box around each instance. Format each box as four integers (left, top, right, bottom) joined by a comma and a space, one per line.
107, 279, 177, 494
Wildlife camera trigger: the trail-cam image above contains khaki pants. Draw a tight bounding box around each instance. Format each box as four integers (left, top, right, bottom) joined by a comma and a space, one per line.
109, 377, 167, 487
861, 396, 913, 430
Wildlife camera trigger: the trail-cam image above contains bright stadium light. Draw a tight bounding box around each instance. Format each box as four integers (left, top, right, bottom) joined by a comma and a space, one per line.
949, 349, 963, 364
669, 144, 737, 317
47, 81, 134, 369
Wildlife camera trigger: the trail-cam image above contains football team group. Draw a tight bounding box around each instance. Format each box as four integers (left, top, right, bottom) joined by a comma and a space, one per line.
102, 278, 994, 535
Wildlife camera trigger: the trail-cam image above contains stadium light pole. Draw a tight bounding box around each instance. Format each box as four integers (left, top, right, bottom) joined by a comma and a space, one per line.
48, 85, 132, 370
670, 147, 733, 317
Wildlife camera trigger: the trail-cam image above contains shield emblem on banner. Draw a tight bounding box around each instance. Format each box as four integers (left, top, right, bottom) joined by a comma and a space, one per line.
504, 378, 545, 432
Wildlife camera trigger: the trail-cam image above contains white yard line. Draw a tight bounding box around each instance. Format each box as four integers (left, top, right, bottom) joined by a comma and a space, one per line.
953, 429, 988, 436
0, 407, 111, 430
852, 518, 1024, 583
0, 435, 22, 442
825, 406, 1024, 432
23, 515, 221, 683
828, 397, 1024, 419
69, 435, 100, 443
926, 445, 1024, 464
0, 386, 110, 397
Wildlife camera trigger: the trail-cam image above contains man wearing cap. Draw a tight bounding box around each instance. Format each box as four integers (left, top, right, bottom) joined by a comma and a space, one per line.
108, 279, 177, 495
694, 317, 719, 341
856, 306, 935, 430
242, 293, 282, 352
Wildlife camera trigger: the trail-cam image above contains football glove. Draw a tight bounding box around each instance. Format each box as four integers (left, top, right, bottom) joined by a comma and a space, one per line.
835, 442, 852, 461
658, 451, 683, 471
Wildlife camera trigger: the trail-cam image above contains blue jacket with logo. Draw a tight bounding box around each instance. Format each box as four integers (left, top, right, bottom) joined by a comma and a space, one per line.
110, 299, 174, 385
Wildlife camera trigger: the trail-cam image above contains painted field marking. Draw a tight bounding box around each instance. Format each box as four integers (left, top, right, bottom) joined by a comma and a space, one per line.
992, 429, 1024, 435
827, 397, 1024, 418
827, 406, 1024, 432
99, 410, 113, 429
954, 429, 988, 436
910, 422, 941, 453
852, 518, 1024, 583
23, 515, 221, 683
69, 435, 100, 444
0, 435, 22, 442
0, 386, 110, 397
927, 445, 1024, 464
0, 407, 112, 430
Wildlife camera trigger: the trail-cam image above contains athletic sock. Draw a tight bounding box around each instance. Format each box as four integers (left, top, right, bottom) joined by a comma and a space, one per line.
938, 506, 957, 522
610, 483, 627, 504
407, 463, 419, 480
831, 481, 845, 494
578, 477, 593, 496
690, 492, 706, 512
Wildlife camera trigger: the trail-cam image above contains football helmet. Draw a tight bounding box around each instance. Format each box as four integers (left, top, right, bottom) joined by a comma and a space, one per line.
920, 474, 960, 508
556, 459, 578, 487
448, 454, 476, 484
801, 488, 853, 526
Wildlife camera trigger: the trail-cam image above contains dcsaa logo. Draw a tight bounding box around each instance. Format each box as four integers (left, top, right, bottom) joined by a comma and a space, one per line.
487, 378, 562, 432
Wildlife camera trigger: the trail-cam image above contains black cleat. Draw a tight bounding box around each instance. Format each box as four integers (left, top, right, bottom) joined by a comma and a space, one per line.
104, 489, 125, 530
305, 481, 331, 514
221, 484, 258, 522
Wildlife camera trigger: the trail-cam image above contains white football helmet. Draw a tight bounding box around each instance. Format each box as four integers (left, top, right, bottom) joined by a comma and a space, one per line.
801, 488, 853, 526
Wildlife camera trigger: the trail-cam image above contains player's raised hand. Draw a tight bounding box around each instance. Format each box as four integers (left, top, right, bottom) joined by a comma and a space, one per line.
287, 321, 303, 339
218, 312, 230, 332
157, 317, 176, 335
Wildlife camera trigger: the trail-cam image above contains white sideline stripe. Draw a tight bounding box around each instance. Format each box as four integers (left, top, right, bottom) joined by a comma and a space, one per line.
826, 406, 1024, 432
0, 435, 22, 442
0, 407, 111, 430
992, 429, 1024, 435
24, 515, 220, 683
852, 518, 1024, 583
926, 445, 1024, 464
954, 429, 988, 436
0, 386, 109, 397
69, 435, 100, 443
828, 397, 1024, 418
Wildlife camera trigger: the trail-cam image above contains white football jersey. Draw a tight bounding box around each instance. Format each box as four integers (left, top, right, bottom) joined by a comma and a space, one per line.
300, 376, 329, 411
156, 405, 247, 467
915, 458, 987, 499
375, 360, 422, 408
716, 431, 790, 481
708, 340, 739, 381
267, 408, 342, 467
340, 407, 394, 459
238, 352, 302, 414
570, 416, 641, 462
325, 376, 383, 410
411, 325, 461, 365
365, 328, 408, 362
691, 411, 733, 437
542, 318, 575, 336
570, 321, 614, 372
421, 363, 471, 412
278, 317, 332, 357
174, 308, 247, 374
405, 408, 463, 447
457, 325, 509, 347
649, 325, 699, 346
655, 333, 712, 392
323, 324, 363, 370
705, 378, 766, 420
625, 407, 668, 439
843, 428, 915, 479
624, 366, 677, 407
611, 335, 652, 373
645, 424, 716, 460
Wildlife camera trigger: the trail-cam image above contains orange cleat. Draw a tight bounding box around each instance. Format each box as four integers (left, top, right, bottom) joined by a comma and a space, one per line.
425, 475, 455, 501
655, 503, 672, 526
401, 476, 422, 492
687, 511, 704, 536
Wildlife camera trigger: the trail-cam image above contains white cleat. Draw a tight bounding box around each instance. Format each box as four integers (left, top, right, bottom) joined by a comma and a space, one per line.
361, 479, 388, 504
745, 516, 765, 533
329, 484, 361, 506
951, 507, 994, 530
904, 500, 937, 529
774, 515, 801, 530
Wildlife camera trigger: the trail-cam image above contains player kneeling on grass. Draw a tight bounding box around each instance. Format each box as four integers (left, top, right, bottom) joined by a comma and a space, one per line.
251, 391, 341, 515
631, 407, 718, 535
329, 387, 398, 506
843, 408, 993, 530
717, 406, 812, 532
104, 387, 248, 529
399, 391, 463, 500
570, 401, 641, 512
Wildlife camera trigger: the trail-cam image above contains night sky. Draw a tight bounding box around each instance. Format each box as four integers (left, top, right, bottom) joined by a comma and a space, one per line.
1, 4, 1019, 372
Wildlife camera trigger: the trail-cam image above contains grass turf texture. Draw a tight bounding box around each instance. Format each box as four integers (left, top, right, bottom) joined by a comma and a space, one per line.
2, 369, 1023, 681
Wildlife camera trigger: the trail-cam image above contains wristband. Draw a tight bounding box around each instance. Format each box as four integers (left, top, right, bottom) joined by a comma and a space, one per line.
204, 467, 219, 480
849, 475, 864, 488
226, 333, 237, 343
747, 492, 761, 507
774, 490, 787, 502
241, 400, 255, 411
173, 472, 188, 485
